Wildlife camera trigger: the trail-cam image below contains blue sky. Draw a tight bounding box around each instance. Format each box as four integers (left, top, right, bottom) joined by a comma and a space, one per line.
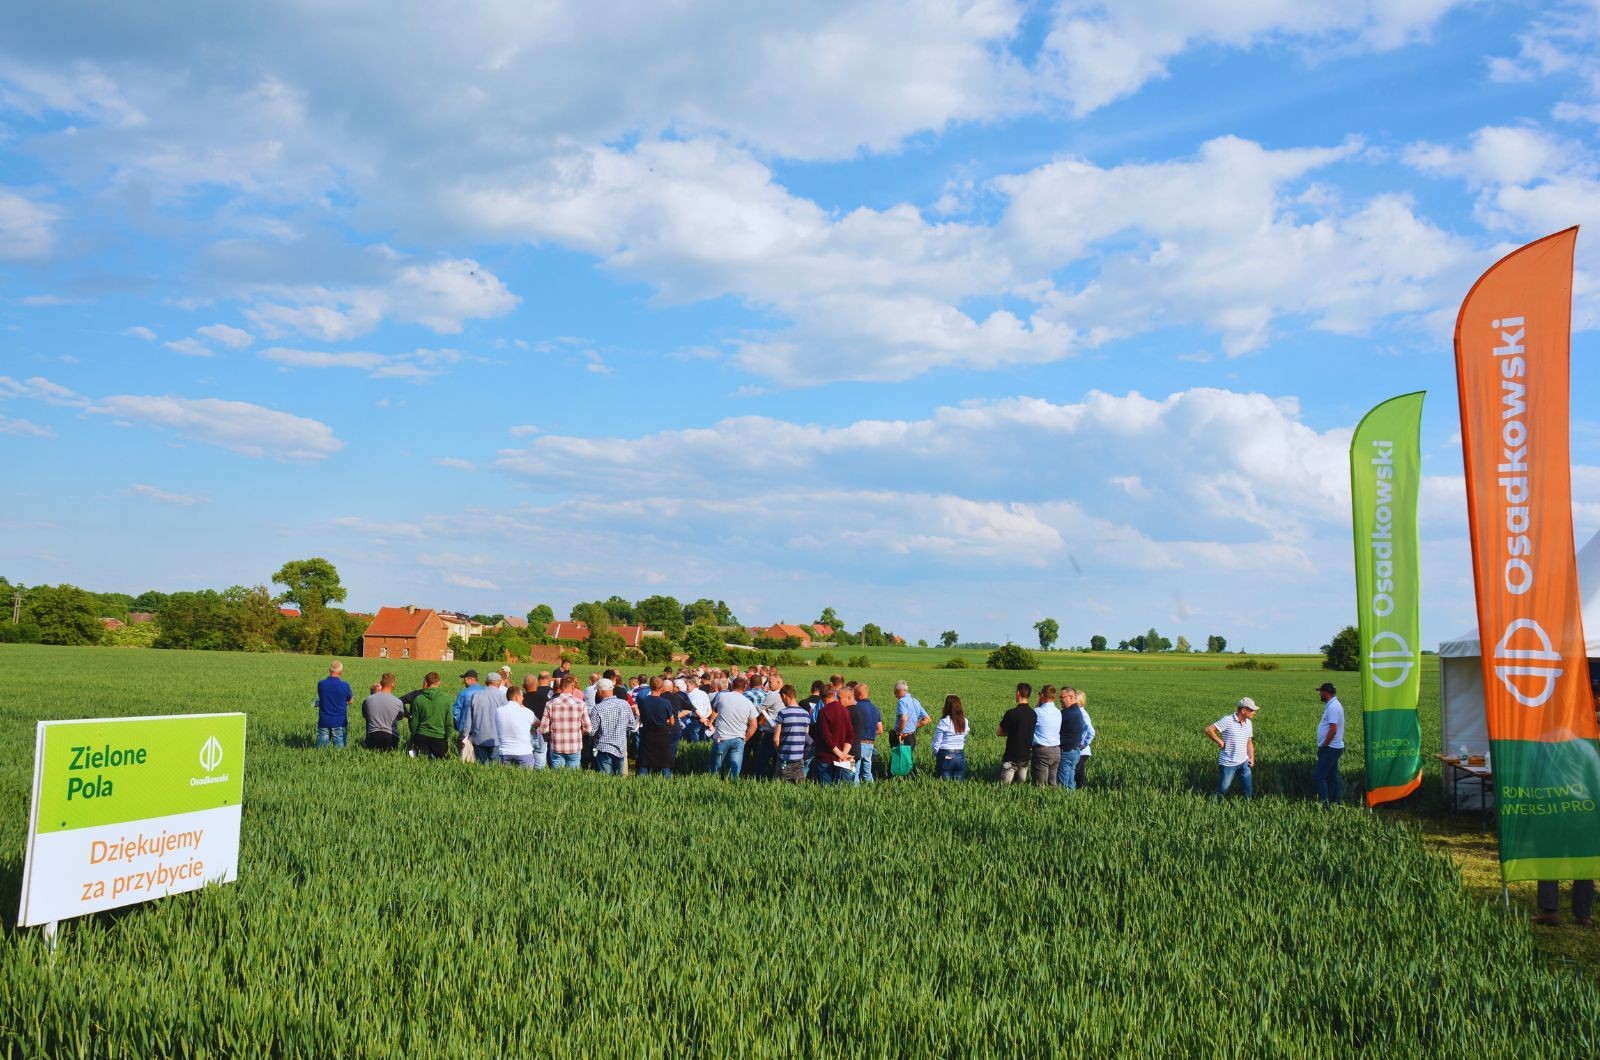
4, 0, 1600, 651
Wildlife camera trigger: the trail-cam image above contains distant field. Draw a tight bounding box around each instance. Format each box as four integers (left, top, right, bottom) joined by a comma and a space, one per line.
800, 644, 1331, 672
0, 644, 1596, 1054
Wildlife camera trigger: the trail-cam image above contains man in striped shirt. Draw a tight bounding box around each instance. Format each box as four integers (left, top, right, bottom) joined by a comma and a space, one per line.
588, 677, 638, 775
539, 676, 593, 769
1205, 697, 1258, 799
772, 685, 812, 783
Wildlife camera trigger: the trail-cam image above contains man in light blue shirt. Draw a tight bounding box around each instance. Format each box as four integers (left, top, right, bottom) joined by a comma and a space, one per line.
451, 669, 480, 746
893, 680, 931, 748
1030, 685, 1063, 787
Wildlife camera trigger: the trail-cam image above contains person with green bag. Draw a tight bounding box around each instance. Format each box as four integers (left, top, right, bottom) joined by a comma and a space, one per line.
891, 680, 930, 778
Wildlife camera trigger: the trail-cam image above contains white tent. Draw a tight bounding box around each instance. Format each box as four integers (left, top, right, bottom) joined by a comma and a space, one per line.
1437, 528, 1600, 761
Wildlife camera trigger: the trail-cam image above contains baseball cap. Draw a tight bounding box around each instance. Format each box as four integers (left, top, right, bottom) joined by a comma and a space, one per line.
459, 668, 479, 679
1316, 682, 1337, 695
1237, 697, 1259, 712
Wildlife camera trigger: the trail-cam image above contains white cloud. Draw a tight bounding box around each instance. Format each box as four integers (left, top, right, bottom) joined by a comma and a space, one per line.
196, 323, 253, 349
127, 483, 210, 506
444, 572, 500, 591
163, 337, 212, 357
89, 394, 343, 460
246, 257, 518, 340
0, 375, 88, 406
0, 414, 51, 437
260, 345, 461, 380
436, 457, 476, 471
124, 326, 157, 341
1037, 0, 1463, 115
0, 186, 60, 260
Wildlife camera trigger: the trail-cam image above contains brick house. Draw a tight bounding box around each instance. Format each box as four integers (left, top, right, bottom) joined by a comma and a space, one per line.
363, 606, 452, 661
759, 623, 812, 648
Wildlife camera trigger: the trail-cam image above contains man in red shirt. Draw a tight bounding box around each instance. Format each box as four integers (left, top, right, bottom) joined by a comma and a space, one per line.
814, 692, 856, 786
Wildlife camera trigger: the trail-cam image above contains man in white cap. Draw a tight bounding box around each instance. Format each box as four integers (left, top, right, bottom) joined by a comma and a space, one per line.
1205, 697, 1258, 799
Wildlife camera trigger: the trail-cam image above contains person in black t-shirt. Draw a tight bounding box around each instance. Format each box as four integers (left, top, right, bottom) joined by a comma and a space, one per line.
996, 682, 1036, 785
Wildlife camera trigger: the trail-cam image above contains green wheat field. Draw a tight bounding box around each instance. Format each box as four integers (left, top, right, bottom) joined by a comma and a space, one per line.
1, 644, 1596, 1055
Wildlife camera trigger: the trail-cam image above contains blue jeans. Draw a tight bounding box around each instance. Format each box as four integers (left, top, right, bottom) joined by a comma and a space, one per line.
474, 744, 498, 764
818, 760, 851, 785
855, 743, 876, 784
637, 767, 672, 777
595, 751, 623, 775
549, 751, 582, 769
501, 754, 537, 769
935, 750, 967, 780
316, 726, 346, 748
1314, 746, 1343, 803
1058, 748, 1082, 790
1217, 761, 1253, 798
710, 738, 745, 778
530, 733, 547, 770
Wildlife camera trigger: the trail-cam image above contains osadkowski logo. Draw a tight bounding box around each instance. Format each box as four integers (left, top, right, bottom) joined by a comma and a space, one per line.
199, 736, 224, 773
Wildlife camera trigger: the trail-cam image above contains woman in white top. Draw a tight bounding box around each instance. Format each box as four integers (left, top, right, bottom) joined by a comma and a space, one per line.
1075, 690, 1096, 789
931, 695, 969, 781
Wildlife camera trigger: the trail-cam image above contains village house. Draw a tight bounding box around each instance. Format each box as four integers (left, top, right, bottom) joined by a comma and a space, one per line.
759, 623, 812, 647
362, 605, 452, 661
435, 611, 485, 642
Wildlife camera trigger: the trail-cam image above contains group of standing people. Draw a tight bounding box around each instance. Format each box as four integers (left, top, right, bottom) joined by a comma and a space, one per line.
312, 660, 1090, 784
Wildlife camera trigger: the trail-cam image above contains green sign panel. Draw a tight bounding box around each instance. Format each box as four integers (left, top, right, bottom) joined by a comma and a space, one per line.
33, 713, 246, 833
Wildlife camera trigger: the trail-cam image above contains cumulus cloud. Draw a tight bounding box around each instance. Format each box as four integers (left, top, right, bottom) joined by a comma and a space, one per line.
0, 187, 61, 260
163, 337, 213, 357
89, 394, 343, 460
0, 375, 88, 406
127, 483, 210, 506
245, 258, 518, 340
196, 323, 253, 349
1037, 0, 1463, 115
124, 325, 157, 341
0, 414, 51, 437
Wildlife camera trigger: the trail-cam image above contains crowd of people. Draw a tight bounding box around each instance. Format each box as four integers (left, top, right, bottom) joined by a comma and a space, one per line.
312, 660, 1110, 784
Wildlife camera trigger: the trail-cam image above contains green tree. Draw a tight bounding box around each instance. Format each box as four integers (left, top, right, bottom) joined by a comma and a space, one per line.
570, 601, 612, 632
602, 595, 636, 624
1207, 634, 1227, 653
271, 558, 347, 611
1089, 634, 1107, 651
236, 585, 282, 652
527, 603, 555, 629
681, 624, 726, 664
683, 599, 719, 626
1145, 627, 1171, 652
714, 600, 739, 626
635, 595, 686, 639
985, 643, 1038, 670
1034, 617, 1060, 650
916, 639, 928, 648
131, 590, 169, 612
640, 635, 674, 663
155, 590, 239, 651
940, 630, 959, 648
816, 607, 840, 629
26, 584, 101, 646
586, 628, 628, 665
860, 622, 886, 647
1322, 625, 1360, 671
1174, 635, 1192, 653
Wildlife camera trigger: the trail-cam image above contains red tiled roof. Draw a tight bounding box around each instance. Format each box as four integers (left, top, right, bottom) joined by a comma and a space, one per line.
127, 612, 155, 624
812, 623, 833, 637
764, 623, 810, 641
364, 606, 441, 639
278, 607, 302, 618
546, 621, 591, 641
614, 625, 644, 647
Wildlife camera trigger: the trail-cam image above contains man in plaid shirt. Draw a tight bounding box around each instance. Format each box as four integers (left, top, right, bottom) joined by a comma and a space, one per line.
539, 676, 593, 769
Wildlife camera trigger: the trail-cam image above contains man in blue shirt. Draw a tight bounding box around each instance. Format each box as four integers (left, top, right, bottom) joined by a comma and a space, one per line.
315, 661, 354, 748
892, 679, 931, 752
451, 669, 481, 747
849, 683, 883, 784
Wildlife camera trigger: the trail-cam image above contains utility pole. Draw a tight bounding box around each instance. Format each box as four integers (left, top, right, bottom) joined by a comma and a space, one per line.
11, 591, 19, 624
